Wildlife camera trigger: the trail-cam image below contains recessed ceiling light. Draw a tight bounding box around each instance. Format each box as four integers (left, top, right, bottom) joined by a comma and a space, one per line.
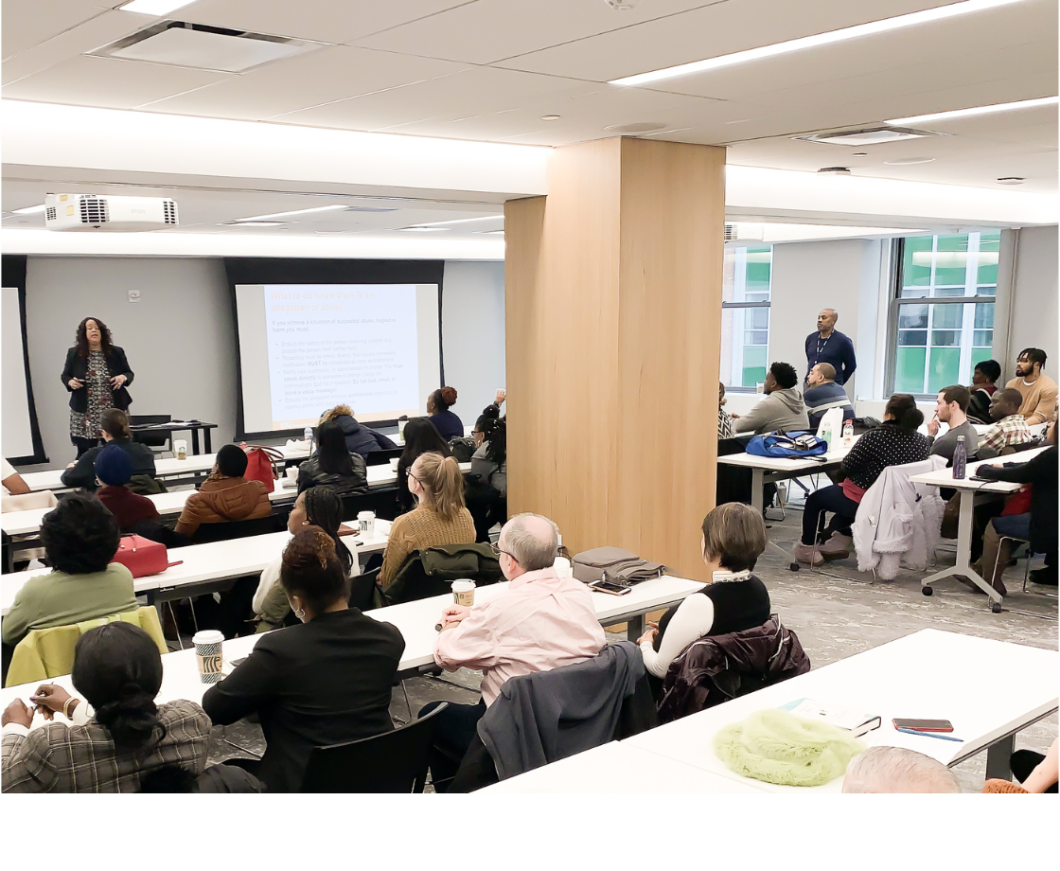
477, 229, 506, 235
610, 0, 1026, 86
12, 204, 47, 215
885, 96, 1059, 126
818, 167, 852, 175
120, 1, 197, 15
220, 221, 283, 227
883, 157, 937, 165
409, 215, 503, 228
235, 205, 347, 222
996, 177, 1026, 185
541, 115, 561, 121
604, 122, 667, 133
399, 226, 448, 232
852, 152, 869, 157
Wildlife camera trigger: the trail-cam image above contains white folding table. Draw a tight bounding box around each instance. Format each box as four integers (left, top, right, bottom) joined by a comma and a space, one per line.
909, 446, 1048, 609
623, 628, 1058, 789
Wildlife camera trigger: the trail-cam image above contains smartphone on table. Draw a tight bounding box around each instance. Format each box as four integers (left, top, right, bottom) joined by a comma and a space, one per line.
892, 718, 954, 732
589, 578, 632, 596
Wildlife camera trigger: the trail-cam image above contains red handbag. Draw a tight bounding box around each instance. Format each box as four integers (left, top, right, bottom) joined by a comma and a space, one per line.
111, 534, 183, 578
240, 444, 282, 493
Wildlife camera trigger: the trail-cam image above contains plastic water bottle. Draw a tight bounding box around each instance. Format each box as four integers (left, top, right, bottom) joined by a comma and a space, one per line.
303, 426, 313, 453
952, 435, 967, 480
842, 419, 854, 446
821, 420, 833, 450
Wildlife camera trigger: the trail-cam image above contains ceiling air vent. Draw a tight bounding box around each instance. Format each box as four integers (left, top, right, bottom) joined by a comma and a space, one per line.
793, 125, 941, 147
91, 21, 324, 73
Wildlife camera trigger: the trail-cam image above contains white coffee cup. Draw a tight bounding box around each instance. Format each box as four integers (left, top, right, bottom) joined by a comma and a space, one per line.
286, 465, 298, 481
389, 458, 399, 472
357, 510, 375, 535
174, 439, 188, 460
193, 630, 224, 684
553, 556, 572, 579
452, 579, 476, 607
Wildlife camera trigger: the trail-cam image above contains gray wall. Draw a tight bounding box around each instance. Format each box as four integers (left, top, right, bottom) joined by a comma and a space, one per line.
25, 257, 237, 468
768, 239, 882, 400
1008, 225, 1058, 376
20, 256, 506, 468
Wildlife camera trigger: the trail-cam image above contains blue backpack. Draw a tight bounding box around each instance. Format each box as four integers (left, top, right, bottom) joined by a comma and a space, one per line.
746, 431, 828, 459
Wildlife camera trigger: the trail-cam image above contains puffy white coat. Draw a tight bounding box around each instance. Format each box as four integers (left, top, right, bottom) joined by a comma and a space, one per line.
853, 455, 948, 580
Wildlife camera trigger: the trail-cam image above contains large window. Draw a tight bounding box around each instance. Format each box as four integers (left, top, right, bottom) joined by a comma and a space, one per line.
720, 246, 772, 389
890, 231, 999, 396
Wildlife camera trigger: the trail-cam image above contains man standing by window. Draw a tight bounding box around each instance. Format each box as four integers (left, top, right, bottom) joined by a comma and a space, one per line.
1006, 348, 1057, 426
805, 308, 856, 386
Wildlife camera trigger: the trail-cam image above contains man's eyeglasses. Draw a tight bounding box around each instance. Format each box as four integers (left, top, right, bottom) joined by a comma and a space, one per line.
489, 542, 515, 562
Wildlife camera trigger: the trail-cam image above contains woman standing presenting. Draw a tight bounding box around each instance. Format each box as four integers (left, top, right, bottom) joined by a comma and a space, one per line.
61, 317, 134, 457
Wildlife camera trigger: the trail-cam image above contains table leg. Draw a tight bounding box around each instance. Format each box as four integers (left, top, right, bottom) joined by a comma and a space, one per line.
626, 614, 645, 642
751, 469, 764, 515
191, 429, 201, 455
204, 429, 212, 453
920, 489, 1002, 605
985, 734, 1015, 780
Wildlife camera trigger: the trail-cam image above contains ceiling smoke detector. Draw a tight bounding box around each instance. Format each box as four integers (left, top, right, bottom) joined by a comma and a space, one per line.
817, 167, 852, 176
996, 177, 1026, 185
602, 0, 637, 9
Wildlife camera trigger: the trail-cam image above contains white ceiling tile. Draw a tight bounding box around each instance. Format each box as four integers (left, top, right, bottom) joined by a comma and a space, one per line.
141, 46, 468, 119
178, 0, 473, 44
494, 0, 950, 82
2, 9, 147, 85
356, 0, 720, 65
1, 54, 229, 109
1, 0, 111, 60
275, 66, 588, 131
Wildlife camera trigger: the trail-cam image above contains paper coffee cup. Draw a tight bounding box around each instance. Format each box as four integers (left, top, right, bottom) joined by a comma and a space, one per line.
193, 630, 224, 684
174, 439, 188, 460
286, 465, 298, 480
452, 579, 476, 607
389, 458, 399, 472
357, 510, 375, 535
553, 557, 572, 579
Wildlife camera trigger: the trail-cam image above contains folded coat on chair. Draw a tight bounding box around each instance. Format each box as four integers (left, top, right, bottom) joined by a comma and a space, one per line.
852, 455, 948, 581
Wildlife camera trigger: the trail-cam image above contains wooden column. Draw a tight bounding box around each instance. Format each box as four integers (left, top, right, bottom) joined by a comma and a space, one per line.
505, 137, 725, 583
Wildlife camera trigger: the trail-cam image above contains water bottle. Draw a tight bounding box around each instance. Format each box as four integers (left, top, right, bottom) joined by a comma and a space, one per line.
303, 426, 313, 453
843, 419, 854, 446
821, 420, 833, 450
952, 435, 967, 480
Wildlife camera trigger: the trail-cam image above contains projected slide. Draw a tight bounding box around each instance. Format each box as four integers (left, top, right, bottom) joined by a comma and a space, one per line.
235, 283, 440, 435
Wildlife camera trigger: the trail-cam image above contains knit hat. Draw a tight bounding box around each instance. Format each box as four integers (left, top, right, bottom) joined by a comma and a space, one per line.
713, 709, 867, 787
94, 444, 132, 486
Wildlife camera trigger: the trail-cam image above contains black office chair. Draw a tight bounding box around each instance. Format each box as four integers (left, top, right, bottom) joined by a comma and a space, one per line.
339, 491, 384, 522
363, 447, 404, 467
192, 514, 285, 544
129, 414, 173, 455
348, 567, 382, 612
299, 703, 448, 793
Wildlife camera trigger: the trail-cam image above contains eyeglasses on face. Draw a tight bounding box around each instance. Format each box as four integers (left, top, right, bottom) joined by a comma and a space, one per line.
489, 542, 516, 562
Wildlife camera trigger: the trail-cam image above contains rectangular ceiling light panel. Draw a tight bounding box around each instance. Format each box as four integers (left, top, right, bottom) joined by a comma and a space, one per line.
103, 23, 320, 73
793, 126, 935, 146
611, 0, 1028, 86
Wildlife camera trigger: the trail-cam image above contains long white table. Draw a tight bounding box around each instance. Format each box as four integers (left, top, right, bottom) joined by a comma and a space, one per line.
0, 461, 436, 538
623, 628, 1058, 790
1, 520, 394, 617
910, 445, 1048, 608
479, 740, 768, 793
1, 574, 705, 715
718, 438, 857, 514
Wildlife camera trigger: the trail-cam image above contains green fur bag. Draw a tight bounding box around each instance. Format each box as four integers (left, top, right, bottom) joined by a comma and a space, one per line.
713, 709, 867, 787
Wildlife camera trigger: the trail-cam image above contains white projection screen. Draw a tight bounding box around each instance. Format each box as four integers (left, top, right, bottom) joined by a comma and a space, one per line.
235, 283, 441, 436
2, 286, 36, 459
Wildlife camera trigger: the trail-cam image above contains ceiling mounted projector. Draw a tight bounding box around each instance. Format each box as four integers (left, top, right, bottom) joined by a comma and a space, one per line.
44, 193, 179, 232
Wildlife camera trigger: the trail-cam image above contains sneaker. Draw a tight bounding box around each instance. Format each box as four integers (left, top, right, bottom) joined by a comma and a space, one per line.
792, 541, 824, 567
818, 532, 852, 558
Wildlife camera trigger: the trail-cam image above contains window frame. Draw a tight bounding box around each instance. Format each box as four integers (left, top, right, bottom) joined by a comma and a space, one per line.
884, 234, 998, 400
721, 245, 773, 393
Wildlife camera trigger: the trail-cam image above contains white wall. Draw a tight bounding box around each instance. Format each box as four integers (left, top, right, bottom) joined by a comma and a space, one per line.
768, 239, 882, 400
24, 257, 237, 468
1007, 225, 1058, 379
441, 260, 506, 424
18, 257, 507, 469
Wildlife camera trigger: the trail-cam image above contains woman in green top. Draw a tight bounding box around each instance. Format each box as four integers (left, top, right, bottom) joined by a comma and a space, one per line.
2, 494, 136, 650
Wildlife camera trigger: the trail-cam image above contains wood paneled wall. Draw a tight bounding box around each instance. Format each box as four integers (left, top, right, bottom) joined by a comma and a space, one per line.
506, 138, 725, 582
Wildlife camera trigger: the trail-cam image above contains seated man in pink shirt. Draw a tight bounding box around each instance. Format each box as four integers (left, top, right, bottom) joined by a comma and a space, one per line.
420, 512, 606, 790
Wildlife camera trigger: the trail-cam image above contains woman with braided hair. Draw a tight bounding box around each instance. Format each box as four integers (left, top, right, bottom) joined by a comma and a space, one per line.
203, 528, 404, 792
1, 622, 211, 792
251, 486, 354, 631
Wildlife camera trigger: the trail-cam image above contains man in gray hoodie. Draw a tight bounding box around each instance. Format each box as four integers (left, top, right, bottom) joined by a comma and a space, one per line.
733, 362, 810, 435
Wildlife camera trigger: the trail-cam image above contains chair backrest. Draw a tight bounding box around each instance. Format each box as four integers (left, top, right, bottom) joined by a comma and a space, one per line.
384, 543, 503, 605
340, 491, 386, 522
192, 513, 284, 544
129, 414, 172, 450
363, 447, 403, 467
6, 607, 167, 687
348, 567, 382, 612
300, 702, 448, 793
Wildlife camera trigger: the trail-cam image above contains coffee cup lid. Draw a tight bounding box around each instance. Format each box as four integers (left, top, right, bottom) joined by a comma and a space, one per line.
452, 579, 476, 590
357, 510, 375, 518
193, 630, 224, 645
